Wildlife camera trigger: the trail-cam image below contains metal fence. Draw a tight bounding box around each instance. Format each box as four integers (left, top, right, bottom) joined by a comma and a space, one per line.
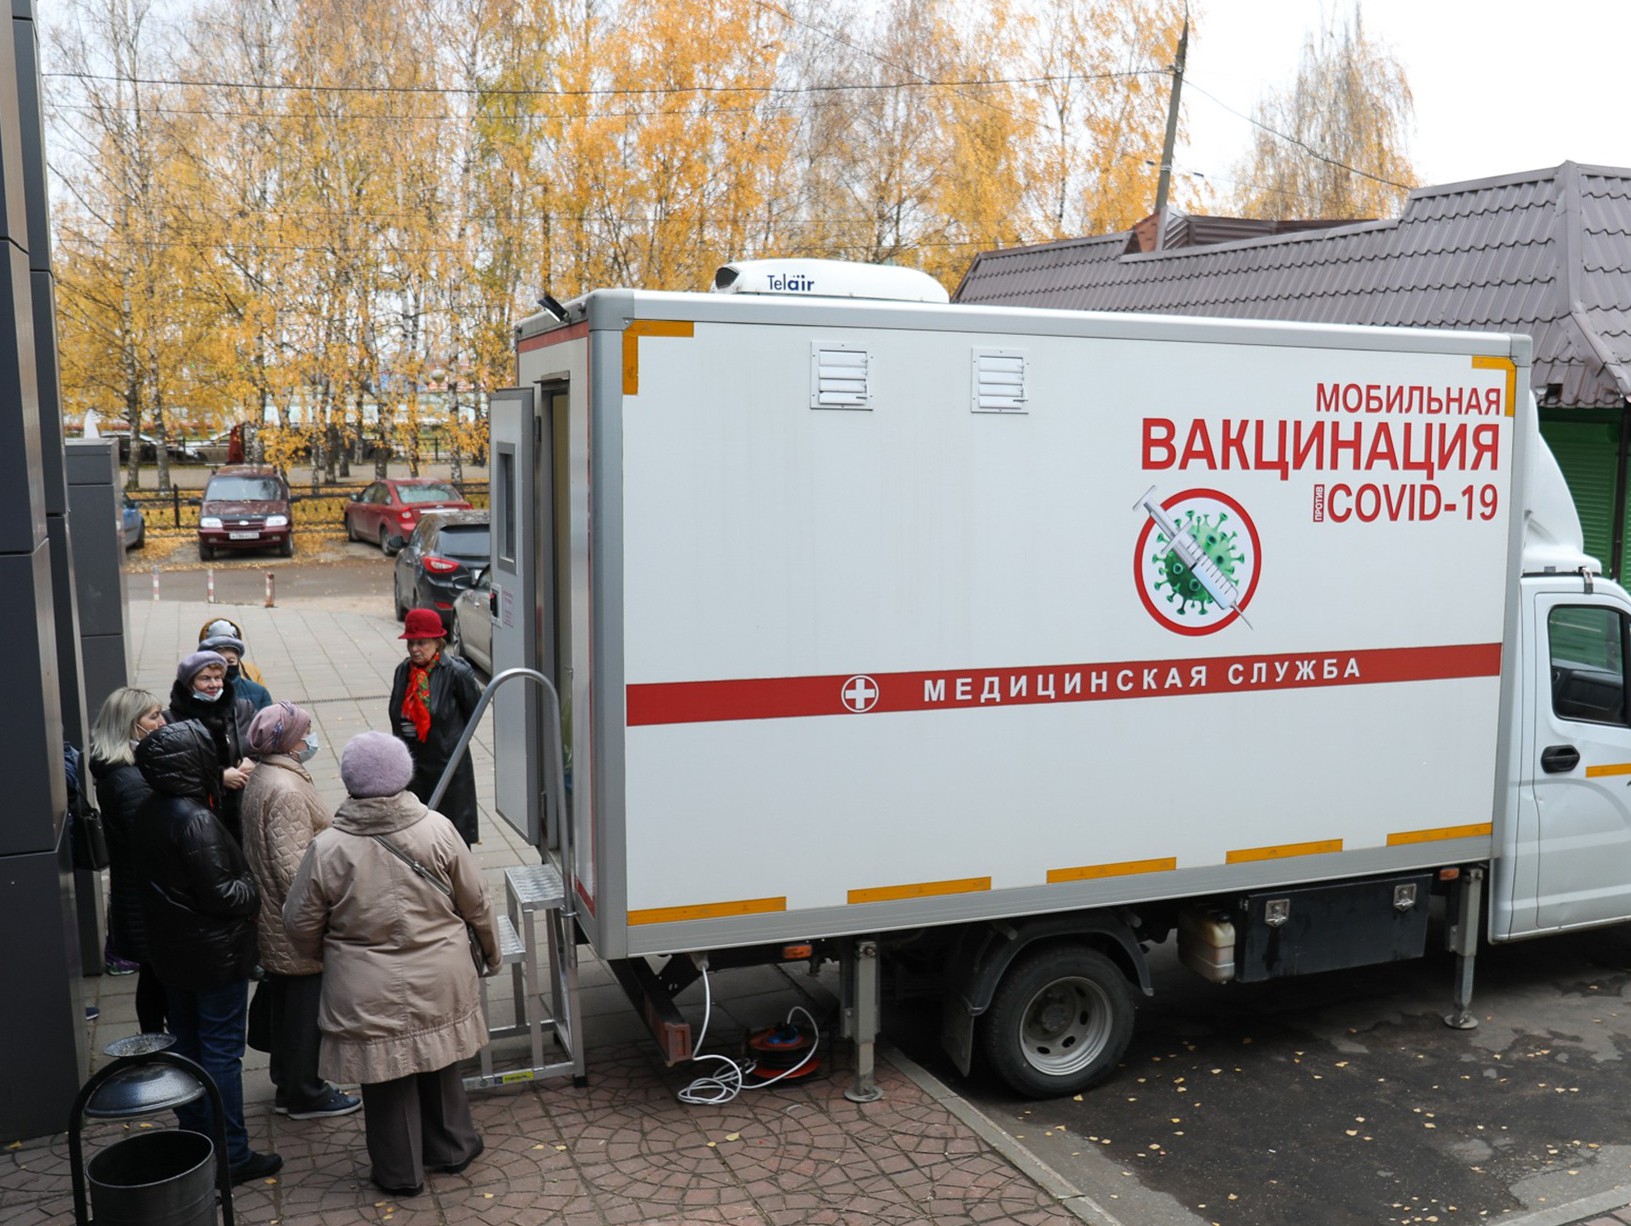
127, 481, 490, 535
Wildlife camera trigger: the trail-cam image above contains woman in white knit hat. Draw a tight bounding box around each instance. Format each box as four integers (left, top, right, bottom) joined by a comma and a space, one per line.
283, 731, 499, 1197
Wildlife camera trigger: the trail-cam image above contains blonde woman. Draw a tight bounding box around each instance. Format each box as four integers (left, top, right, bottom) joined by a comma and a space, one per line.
88, 686, 167, 1032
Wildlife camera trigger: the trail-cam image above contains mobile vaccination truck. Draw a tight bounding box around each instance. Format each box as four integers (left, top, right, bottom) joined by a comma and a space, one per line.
487, 259, 1631, 1098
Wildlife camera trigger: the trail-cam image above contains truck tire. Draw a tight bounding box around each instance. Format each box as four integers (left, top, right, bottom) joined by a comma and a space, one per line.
980, 945, 1134, 1098
279, 534, 294, 558
198, 541, 213, 562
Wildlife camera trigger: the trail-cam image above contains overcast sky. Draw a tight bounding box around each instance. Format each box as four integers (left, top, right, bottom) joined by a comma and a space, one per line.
1172, 0, 1630, 204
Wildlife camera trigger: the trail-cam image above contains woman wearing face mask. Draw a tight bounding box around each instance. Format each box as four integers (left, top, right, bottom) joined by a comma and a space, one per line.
240, 701, 362, 1120
200, 633, 273, 712
198, 617, 267, 686
88, 685, 169, 1032
167, 651, 256, 842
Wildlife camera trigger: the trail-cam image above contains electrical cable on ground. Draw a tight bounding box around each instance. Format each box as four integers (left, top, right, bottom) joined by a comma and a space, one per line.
676, 963, 821, 1106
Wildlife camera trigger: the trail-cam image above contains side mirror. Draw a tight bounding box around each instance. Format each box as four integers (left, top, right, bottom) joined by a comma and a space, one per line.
189, 497, 202, 507
349, 491, 361, 502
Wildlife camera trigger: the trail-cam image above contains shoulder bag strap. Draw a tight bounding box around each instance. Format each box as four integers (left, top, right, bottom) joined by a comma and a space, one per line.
372, 833, 454, 901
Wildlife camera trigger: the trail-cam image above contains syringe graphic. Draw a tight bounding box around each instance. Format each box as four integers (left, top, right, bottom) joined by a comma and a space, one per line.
1135, 486, 1253, 628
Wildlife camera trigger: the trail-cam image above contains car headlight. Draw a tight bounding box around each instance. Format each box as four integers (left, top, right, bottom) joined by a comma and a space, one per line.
265, 515, 288, 528
200, 516, 223, 529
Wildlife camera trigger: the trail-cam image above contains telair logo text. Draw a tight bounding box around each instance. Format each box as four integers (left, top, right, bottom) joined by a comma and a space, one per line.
768, 274, 815, 292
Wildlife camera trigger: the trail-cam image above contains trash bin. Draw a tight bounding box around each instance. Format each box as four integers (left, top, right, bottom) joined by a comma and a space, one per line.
86, 1130, 216, 1226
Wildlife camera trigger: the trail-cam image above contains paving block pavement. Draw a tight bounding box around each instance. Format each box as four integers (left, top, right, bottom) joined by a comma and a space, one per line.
4, 594, 1087, 1224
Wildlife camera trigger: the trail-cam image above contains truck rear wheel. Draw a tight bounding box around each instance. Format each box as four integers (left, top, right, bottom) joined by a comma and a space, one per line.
980, 945, 1134, 1098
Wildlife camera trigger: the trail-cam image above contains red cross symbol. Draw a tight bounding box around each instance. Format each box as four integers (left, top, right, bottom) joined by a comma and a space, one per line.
841, 675, 880, 713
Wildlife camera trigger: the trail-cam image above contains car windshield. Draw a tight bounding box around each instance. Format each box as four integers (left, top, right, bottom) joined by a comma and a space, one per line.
206, 477, 284, 501
435, 525, 490, 560
398, 483, 462, 505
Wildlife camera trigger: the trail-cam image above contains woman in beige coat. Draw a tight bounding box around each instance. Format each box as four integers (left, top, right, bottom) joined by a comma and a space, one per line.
240, 701, 360, 1120
284, 731, 499, 1198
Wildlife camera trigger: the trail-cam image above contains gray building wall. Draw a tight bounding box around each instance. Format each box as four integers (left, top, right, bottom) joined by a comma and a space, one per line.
0, 0, 93, 1141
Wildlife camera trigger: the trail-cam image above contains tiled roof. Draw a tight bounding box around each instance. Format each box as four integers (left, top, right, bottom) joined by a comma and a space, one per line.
954, 162, 1631, 409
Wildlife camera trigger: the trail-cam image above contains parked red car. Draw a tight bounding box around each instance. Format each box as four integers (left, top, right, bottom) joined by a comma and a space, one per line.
343, 478, 472, 553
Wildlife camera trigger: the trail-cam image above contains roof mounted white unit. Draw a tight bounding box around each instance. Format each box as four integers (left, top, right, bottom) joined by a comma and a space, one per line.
712, 258, 950, 304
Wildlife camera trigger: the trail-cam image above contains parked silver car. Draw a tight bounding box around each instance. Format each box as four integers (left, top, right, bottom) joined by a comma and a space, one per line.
448, 566, 493, 675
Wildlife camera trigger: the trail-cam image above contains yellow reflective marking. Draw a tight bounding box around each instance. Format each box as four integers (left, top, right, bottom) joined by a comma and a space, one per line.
1225, 838, 1342, 864
848, 876, 991, 905
1047, 857, 1178, 884
1471, 354, 1517, 417
1585, 762, 1631, 778
622, 320, 695, 395
626, 895, 785, 926
1387, 822, 1493, 846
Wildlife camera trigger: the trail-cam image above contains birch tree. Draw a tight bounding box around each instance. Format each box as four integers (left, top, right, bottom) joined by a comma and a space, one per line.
1228, 3, 1416, 219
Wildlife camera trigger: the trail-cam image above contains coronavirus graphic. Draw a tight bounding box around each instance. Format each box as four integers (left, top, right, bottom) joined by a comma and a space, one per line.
1132, 488, 1261, 636
1150, 508, 1246, 615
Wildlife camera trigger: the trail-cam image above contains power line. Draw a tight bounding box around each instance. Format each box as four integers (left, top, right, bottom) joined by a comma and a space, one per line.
43, 67, 1157, 100
1183, 76, 1417, 192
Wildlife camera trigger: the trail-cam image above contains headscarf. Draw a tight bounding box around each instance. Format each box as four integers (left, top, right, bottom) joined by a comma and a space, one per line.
244, 700, 312, 757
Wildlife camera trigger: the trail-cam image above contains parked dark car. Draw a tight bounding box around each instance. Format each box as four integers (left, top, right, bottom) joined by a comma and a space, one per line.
392, 510, 490, 628
121, 493, 145, 550
448, 566, 494, 675
344, 478, 472, 553
197, 465, 294, 560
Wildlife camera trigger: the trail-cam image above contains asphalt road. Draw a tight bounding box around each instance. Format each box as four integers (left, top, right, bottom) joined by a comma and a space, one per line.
888, 917, 1631, 1226
123, 532, 395, 611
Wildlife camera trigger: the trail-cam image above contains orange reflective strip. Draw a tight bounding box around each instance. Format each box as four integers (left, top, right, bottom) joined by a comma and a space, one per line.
626, 895, 785, 926
1226, 839, 1342, 864
1585, 762, 1631, 778
1471, 355, 1517, 417
1047, 857, 1178, 884
848, 876, 990, 905
622, 320, 695, 395
1387, 822, 1493, 846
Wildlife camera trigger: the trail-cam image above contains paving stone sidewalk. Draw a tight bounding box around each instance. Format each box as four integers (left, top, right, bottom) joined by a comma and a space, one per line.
3, 594, 1084, 1225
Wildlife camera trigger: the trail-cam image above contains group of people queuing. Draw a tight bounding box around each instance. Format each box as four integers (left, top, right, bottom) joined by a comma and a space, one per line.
88, 611, 495, 1197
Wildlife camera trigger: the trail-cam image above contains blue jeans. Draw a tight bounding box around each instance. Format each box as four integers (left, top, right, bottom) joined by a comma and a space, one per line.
165, 979, 251, 1166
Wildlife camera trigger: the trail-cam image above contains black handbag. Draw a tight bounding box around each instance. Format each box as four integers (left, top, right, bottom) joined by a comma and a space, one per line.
372, 834, 489, 976
65, 744, 110, 872
246, 981, 272, 1053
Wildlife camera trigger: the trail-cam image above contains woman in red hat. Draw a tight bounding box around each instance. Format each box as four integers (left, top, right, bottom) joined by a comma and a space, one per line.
386, 608, 483, 845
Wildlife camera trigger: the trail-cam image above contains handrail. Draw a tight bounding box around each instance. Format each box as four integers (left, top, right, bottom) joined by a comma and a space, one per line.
429, 667, 574, 917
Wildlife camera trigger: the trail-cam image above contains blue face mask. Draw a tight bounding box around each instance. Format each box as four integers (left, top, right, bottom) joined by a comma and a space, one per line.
294, 733, 320, 764
192, 688, 222, 704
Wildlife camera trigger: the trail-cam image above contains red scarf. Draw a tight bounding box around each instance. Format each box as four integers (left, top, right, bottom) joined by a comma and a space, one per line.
403, 656, 436, 741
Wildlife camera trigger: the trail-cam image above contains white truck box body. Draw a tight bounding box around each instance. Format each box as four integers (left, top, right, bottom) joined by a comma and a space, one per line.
514, 291, 1529, 960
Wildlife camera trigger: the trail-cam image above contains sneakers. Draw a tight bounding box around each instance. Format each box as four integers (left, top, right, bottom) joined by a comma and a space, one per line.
230, 1151, 283, 1185
84, 1005, 100, 1021
105, 957, 139, 976
284, 1087, 362, 1120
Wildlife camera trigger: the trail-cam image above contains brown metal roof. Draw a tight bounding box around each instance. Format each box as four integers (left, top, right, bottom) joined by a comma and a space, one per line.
954, 162, 1631, 409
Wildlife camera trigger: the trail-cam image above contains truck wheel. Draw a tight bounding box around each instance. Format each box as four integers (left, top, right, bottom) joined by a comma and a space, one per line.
980, 945, 1134, 1098
198, 541, 213, 562
279, 534, 294, 558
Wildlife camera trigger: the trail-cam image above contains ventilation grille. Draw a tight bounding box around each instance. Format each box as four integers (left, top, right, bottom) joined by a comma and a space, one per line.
972, 348, 1028, 413
811, 344, 872, 410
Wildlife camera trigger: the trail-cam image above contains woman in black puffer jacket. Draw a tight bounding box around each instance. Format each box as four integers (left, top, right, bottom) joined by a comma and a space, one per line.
134, 719, 281, 1185
166, 650, 257, 844
88, 686, 167, 1033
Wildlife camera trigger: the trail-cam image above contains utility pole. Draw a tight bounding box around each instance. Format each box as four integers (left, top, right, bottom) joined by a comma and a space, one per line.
1152, 16, 1189, 249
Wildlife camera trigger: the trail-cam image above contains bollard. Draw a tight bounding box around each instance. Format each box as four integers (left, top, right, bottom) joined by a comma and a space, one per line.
207, 569, 215, 604
152, 566, 160, 602
264, 572, 275, 608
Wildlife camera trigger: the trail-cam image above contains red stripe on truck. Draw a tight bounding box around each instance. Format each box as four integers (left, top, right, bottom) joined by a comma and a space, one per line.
625, 643, 1502, 727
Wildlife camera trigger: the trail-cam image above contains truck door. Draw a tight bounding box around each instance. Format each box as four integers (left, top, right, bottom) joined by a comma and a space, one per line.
489, 386, 544, 847
1530, 594, 1631, 928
